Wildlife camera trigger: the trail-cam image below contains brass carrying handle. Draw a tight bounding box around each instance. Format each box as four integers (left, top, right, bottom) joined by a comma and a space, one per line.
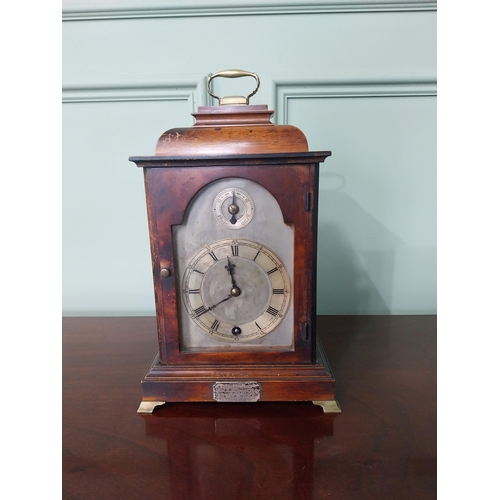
207, 69, 260, 105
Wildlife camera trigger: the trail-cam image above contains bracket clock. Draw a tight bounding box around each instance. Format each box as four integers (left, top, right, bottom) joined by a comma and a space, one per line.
130, 70, 340, 414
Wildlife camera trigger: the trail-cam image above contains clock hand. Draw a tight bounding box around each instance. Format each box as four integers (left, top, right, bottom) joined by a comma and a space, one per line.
229, 191, 239, 225
226, 256, 237, 285
208, 294, 232, 311
196, 294, 232, 317
225, 257, 242, 297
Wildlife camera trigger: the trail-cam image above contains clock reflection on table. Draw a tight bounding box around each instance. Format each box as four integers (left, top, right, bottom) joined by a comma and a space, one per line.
140, 402, 337, 499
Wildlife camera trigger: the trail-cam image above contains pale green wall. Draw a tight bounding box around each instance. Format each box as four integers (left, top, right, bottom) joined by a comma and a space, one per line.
62, 1, 437, 315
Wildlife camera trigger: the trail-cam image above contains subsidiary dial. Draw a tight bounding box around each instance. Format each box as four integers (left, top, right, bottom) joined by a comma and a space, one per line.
213, 187, 255, 229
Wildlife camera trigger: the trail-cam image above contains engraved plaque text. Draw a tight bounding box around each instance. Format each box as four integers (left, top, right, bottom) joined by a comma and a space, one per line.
213, 381, 261, 402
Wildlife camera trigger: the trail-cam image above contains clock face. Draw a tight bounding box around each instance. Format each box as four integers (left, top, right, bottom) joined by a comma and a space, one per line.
173, 177, 294, 352
181, 238, 291, 342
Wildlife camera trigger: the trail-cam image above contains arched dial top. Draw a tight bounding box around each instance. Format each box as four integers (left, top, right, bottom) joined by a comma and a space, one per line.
181, 238, 291, 342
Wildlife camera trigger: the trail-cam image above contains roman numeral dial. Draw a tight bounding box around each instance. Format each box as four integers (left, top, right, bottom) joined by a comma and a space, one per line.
181, 238, 291, 342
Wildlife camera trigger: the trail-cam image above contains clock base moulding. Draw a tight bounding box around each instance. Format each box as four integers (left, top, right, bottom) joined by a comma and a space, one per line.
137, 336, 340, 414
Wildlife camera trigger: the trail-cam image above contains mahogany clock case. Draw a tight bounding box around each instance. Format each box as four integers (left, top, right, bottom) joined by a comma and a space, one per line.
129, 101, 335, 406
130, 154, 330, 366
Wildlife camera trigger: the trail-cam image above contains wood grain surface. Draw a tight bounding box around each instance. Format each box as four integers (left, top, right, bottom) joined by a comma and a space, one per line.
129, 150, 330, 367
62, 315, 436, 500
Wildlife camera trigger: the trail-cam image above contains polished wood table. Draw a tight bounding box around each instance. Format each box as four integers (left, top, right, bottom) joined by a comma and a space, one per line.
63, 315, 436, 500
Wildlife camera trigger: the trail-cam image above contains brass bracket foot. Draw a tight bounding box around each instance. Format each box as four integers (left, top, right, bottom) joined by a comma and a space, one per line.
137, 401, 166, 414
313, 400, 342, 413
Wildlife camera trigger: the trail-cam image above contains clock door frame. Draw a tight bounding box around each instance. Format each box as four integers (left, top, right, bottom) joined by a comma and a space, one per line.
132, 152, 330, 365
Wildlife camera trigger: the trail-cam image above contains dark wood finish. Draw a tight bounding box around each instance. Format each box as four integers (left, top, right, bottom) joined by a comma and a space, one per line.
62, 315, 437, 500
135, 158, 334, 402
129, 151, 332, 167
130, 102, 332, 405
140, 337, 334, 403
135, 161, 326, 366
154, 104, 308, 155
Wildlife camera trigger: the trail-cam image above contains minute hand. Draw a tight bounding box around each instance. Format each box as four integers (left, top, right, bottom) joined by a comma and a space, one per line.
207, 294, 232, 312
194, 294, 232, 318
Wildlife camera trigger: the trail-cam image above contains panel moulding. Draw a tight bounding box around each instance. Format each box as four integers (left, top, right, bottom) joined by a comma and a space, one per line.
62, 77, 209, 111
62, 77, 437, 126
62, 1, 437, 21
273, 79, 437, 124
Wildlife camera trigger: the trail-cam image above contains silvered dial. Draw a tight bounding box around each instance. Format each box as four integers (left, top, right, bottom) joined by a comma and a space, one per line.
182, 238, 290, 342
213, 188, 254, 229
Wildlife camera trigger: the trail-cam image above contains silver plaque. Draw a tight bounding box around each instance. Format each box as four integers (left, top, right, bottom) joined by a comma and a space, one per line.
213, 381, 261, 402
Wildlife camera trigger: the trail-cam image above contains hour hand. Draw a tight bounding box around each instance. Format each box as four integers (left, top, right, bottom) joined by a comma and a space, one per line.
225, 257, 241, 297
225, 256, 236, 283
